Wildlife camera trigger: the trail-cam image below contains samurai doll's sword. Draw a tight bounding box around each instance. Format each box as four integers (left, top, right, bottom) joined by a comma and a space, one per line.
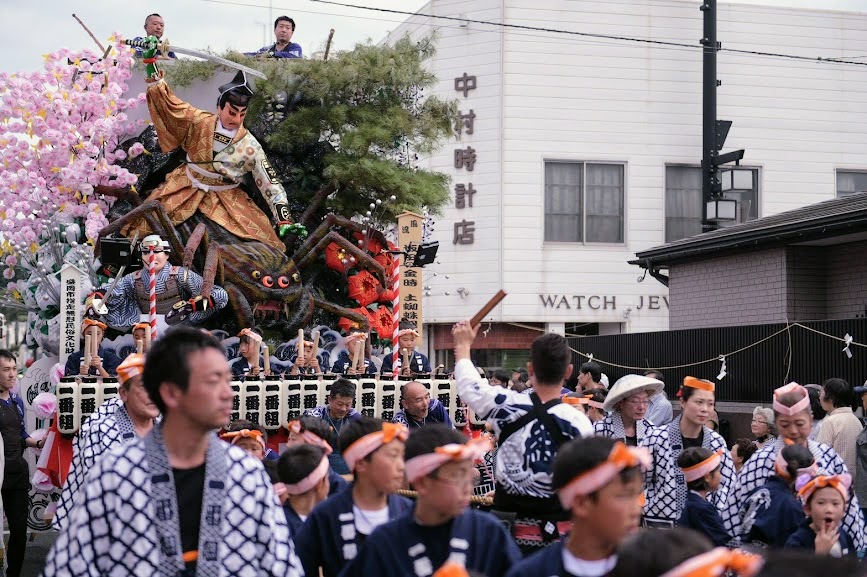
125, 37, 266, 80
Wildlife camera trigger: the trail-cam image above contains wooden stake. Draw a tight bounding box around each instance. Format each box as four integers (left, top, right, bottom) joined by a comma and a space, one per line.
72, 14, 106, 53
470, 290, 507, 327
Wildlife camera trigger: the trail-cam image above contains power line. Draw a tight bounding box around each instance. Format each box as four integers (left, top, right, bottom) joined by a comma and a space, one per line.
309, 0, 867, 67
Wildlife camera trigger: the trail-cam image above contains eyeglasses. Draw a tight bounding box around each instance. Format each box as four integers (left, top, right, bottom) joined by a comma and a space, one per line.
625, 398, 650, 407
751, 419, 767, 425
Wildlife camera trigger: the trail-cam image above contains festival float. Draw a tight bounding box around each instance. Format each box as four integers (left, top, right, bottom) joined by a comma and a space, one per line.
0, 29, 463, 529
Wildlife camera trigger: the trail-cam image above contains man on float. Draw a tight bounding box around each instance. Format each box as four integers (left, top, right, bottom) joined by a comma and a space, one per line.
379, 326, 431, 376
102, 235, 228, 334
63, 319, 122, 378
123, 64, 300, 251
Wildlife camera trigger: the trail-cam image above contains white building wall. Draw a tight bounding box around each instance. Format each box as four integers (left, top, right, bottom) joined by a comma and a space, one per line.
384, 0, 867, 334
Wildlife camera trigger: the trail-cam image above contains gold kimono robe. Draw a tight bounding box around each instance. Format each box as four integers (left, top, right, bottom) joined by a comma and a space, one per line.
126, 80, 288, 251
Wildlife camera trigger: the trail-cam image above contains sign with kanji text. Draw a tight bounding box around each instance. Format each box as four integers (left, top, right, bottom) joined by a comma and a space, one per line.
397, 212, 424, 340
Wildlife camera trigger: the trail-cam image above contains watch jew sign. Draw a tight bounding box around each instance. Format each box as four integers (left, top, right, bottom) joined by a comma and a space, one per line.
539, 294, 670, 311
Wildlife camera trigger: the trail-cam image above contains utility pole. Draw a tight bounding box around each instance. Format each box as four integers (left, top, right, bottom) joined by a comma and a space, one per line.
700, 0, 743, 231
700, 0, 718, 231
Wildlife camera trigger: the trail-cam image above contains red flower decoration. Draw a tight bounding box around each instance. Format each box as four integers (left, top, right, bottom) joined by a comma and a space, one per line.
347, 270, 383, 307
374, 252, 397, 278
325, 242, 356, 273
371, 305, 396, 340
353, 232, 384, 256
338, 307, 373, 333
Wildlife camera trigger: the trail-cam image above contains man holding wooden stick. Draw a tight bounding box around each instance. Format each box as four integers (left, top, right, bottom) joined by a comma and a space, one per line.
451, 307, 593, 553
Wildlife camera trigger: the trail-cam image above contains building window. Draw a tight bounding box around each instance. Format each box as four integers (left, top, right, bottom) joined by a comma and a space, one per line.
544, 161, 624, 243
836, 171, 867, 197
665, 165, 759, 243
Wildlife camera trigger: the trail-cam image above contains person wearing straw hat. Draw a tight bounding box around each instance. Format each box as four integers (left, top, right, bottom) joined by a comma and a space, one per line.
666, 377, 735, 522
63, 318, 122, 378
102, 234, 229, 333
594, 374, 679, 527
720, 382, 867, 552
54, 353, 160, 532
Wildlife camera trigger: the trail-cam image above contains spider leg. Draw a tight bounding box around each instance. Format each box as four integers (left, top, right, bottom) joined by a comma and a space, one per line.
311, 296, 371, 332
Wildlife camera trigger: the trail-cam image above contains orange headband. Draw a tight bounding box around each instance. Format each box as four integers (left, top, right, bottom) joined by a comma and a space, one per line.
660, 548, 763, 577
132, 322, 150, 332
287, 420, 333, 455
397, 329, 420, 338
796, 473, 852, 504
681, 449, 724, 482
116, 353, 145, 383
221, 429, 266, 450
404, 437, 492, 483
561, 395, 587, 407
558, 442, 651, 508
343, 423, 408, 471
82, 318, 107, 332
683, 376, 715, 392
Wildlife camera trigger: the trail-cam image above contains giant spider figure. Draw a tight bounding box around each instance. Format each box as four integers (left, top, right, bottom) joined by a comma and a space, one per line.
97, 199, 386, 336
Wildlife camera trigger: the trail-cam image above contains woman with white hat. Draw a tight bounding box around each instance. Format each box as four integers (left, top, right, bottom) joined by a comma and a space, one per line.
666, 377, 736, 522
594, 374, 679, 526
719, 382, 867, 550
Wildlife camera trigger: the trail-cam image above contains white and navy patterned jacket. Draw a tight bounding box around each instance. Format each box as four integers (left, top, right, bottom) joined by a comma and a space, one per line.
666, 416, 736, 518
594, 412, 679, 522
42, 439, 301, 576
721, 437, 867, 551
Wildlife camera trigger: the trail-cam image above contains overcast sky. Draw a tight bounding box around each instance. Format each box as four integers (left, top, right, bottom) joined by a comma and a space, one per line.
0, 0, 864, 72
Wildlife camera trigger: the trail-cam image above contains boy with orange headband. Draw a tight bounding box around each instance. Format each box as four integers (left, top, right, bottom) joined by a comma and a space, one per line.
341, 425, 520, 577
294, 417, 413, 577
506, 437, 647, 577
676, 447, 731, 546
786, 473, 856, 556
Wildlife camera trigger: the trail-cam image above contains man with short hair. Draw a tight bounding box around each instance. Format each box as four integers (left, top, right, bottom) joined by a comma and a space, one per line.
54, 353, 160, 532
489, 369, 512, 387
133, 14, 176, 58
577, 361, 603, 391
451, 321, 593, 552
247, 16, 302, 59
42, 328, 301, 576
304, 378, 361, 474
644, 369, 674, 426
0, 349, 41, 577
393, 381, 453, 429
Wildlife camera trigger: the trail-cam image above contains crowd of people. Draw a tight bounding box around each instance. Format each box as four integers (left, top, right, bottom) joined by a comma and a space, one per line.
6, 14, 864, 575
0, 317, 858, 577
